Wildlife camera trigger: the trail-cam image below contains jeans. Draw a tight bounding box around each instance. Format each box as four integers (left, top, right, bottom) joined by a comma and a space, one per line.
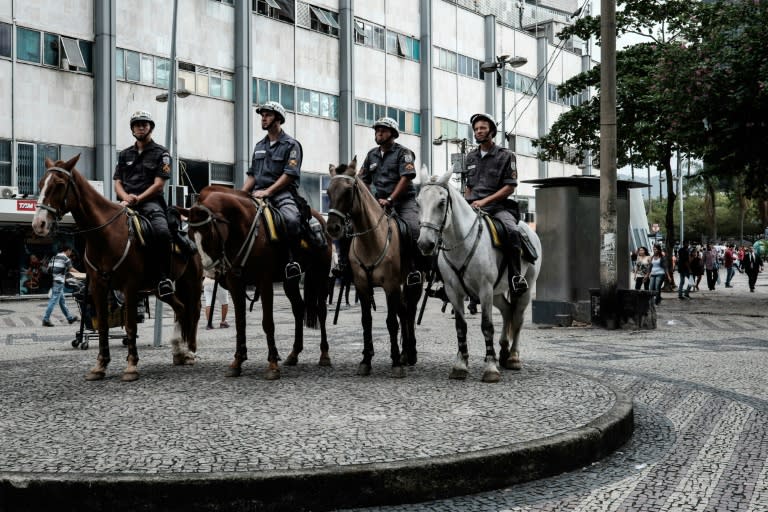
649, 274, 664, 304
725, 266, 735, 286
43, 281, 75, 322
678, 272, 691, 297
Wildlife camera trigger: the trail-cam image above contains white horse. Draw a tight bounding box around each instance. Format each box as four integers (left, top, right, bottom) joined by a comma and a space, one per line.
416, 169, 542, 382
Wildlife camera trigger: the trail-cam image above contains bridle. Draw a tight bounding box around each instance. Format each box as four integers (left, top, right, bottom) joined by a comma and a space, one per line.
327, 174, 387, 239
188, 199, 264, 275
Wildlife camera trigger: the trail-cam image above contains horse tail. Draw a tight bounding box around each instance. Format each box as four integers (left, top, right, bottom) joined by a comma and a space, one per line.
302, 270, 323, 330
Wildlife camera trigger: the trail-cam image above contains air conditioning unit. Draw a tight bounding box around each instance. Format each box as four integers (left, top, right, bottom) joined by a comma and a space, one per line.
0, 186, 19, 199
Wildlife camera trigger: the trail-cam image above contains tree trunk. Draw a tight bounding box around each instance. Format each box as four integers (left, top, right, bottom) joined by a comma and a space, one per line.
663, 155, 677, 257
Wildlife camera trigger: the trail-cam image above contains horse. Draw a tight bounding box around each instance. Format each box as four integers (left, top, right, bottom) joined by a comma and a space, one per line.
181, 185, 331, 380
416, 169, 542, 382
31, 155, 203, 382
325, 159, 422, 378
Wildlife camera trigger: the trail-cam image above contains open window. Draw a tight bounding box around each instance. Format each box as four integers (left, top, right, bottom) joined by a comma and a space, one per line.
60, 36, 86, 69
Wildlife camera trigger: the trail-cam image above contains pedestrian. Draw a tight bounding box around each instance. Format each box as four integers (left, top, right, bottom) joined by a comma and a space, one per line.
648, 245, 667, 305
359, 116, 422, 285
463, 112, 527, 294
633, 246, 651, 290
703, 243, 719, 290
243, 101, 322, 279
203, 276, 229, 329
724, 244, 736, 288
742, 246, 763, 292
677, 241, 692, 299
114, 110, 196, 298
690, 246, 704, 291
42, 245, 80, 326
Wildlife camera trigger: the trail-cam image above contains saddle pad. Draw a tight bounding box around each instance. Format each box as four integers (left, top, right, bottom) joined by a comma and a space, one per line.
261, 204, 280, 242
482, 215, 504, 249
126, 209, 147, 247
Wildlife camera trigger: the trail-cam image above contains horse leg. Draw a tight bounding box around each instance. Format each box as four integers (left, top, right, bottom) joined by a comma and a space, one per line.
283, 276, 304, 366
316, 273, 331, 367
171, 261, 201, 364
494, 294, 515, 369
400, 282, 421, 366
86, 284, 111, 381
386, 289, 405, 379
261, 284, 280, 381
357, 289, 374, 376
449, 292, 470, 380
479, 291, 500, 383
121, 291, 141, 382
225, 278, 249, 378
505, 294, 528, 371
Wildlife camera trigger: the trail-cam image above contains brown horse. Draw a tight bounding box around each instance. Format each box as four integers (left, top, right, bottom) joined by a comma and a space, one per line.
31, 155, 203, 381
182, 186, 331, 380
326, 160, 422, 378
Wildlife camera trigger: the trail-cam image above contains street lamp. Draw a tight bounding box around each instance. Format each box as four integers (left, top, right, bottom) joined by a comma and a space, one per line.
480, 55, 527, 148
155, 86, 191, 191
433, 135, 467, 173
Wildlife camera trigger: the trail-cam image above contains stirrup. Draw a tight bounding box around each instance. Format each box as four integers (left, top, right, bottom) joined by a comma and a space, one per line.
157, 278, 175, 298
285, 261, 303, 280
406, 271, 422, 286
509, 275, 528, 295
427, 284, 449, 302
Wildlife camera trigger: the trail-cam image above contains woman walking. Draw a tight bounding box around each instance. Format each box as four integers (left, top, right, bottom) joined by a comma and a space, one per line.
633, 246, 651, 290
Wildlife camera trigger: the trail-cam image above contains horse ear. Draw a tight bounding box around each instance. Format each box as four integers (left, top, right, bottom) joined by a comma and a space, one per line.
350, 155, 357, 170
64, 153, 80, 170
329, 164, 336, 177
418, 165, 430, 184
176, 207, 190, 218
437, 169, 452, 185
44, 158, 55, 169
344, 162, 356, 177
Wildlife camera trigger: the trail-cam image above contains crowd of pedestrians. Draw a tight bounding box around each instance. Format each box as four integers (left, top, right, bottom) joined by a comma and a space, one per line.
634, 241, 764, 305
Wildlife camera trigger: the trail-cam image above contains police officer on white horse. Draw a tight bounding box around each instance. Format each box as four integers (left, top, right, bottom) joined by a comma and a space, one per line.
464, 112, 527, 295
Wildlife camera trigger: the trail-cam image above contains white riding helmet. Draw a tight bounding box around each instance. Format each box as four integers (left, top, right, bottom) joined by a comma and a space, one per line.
256, 101, 287, 123
130, 110, 155, 130
372, 117, 400, 139
470, 112, 498, 138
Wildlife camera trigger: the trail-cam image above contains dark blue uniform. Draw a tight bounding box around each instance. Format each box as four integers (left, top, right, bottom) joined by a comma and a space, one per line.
465, 143, 519, 233
360, 143, 420, 243
113, 140, 171, 250
247, 131, 303, 238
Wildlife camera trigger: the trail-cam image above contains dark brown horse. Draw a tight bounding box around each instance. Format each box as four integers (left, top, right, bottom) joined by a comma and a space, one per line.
31, 155, 203, 381
182, 186, 331, 380
325, 160, 422, 378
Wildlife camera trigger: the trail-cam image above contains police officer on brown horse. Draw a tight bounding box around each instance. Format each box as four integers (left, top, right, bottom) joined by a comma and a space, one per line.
114, 110, 195, 298
243, 101, 319, 279
464, 112, 528, 295
359, 117, 422, 283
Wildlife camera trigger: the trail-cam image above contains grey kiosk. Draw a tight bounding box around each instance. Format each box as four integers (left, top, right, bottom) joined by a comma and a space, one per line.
525, 176, 649, 326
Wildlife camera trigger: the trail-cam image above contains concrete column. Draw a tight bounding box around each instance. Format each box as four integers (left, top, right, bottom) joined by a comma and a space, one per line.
234, 0, 252, 189
419, 0, 433, 174
339, 0, 354, 163
94, 0, 116, 199
483, 15, 496, 119
536, 32, 549, 179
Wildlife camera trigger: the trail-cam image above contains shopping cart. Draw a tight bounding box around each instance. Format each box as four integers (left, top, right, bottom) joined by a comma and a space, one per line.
68, 275, 149, 350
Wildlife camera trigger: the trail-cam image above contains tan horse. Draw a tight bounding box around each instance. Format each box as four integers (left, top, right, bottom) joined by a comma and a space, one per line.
31, 155, 203, 381
183, 186, 331, 380
326, 160, 422, 378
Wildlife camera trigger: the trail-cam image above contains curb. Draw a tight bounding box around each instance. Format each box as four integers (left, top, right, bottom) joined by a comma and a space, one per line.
0, 384, 633, 512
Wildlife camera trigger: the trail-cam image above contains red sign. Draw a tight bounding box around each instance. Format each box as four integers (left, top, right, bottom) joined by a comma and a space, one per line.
16, 199, 37, 212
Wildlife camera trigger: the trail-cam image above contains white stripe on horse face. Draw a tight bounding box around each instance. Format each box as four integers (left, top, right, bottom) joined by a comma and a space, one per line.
193, 232, 215, 269
31, 174, 53, 234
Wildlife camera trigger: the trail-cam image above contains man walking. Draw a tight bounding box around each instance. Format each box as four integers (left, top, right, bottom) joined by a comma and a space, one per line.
724, 244, 736, 288
42, 245, 79, 326
677, 241, 692, 299
742, 246, 763, 292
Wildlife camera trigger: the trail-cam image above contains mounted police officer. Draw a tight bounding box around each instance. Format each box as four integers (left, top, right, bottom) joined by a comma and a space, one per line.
464, 112, 528, 295
359, 117, 421, 282
114, 110, 195, 298
243, 101, 310, 279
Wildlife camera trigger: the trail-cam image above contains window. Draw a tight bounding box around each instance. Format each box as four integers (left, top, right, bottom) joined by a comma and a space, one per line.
0, 139, 11, 186
43, 33, 59, 66
385, 30, 420, 61
125, 50, 140, 81
211, 162, 234, 183
17, 27, 41, 63
0, 22, 11, 58
60, 36, 86, 69
253, 78, 294, 111
308, 4, 339, 36
357, 100, 420, 135
77, 39, 93, 72
254, 0, 295, 23
297, 88, 338, 120
155, 57, 170, 88
435, 118, 458, 139
116, 48, 125, 79
299, 173, 321, 212
140, 54, 154, 84
355, 19, 385, 51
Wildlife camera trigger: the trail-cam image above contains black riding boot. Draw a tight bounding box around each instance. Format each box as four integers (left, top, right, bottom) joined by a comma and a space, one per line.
157, 242, 175, 298
285, 242, 303, 280
167, 207, 197, 256
507, 247, 528, 295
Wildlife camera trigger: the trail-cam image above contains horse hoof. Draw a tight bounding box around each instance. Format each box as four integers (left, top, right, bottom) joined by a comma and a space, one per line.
121, 371, 139, 382
264, 368, 281, 381
173, 354, 196, 366
284, 353, 299, 366
357, 363, 371, 376
225, 367, 242, 378
318, 354, 332, 367
85, 371, 105, 381
449, 368, 468, 380
391, 366, 406, 379
482, 371, 501, 383
506, 359, 522, 371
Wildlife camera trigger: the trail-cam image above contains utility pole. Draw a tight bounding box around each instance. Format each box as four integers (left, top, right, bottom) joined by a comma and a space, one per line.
599, 0, 618, 328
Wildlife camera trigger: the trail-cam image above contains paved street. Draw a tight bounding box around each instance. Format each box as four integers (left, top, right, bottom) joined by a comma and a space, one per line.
0, 268, 766, 511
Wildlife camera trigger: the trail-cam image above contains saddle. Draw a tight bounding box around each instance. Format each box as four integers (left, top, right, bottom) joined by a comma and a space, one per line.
258, 198, 325, 251
391, 213, 428, 282
480, 213, 538, 264
125, 208, 191, 256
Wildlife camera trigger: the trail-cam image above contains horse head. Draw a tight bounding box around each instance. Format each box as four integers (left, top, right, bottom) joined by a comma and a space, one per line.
32, 154, 81, 237
326, 156, 359, 240
183, 192, 234, 274
416, 169, 453, 256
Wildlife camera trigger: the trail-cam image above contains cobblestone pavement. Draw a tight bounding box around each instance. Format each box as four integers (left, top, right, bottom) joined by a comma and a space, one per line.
0, 270, 766, 511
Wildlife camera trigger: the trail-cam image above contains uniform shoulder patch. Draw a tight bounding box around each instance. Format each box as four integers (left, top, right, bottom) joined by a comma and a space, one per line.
162, 155, 171, 165
403, 153, 413, 164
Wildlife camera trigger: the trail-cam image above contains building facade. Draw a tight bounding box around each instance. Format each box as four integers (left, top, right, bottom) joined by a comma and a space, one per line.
0, 0, 593, 294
